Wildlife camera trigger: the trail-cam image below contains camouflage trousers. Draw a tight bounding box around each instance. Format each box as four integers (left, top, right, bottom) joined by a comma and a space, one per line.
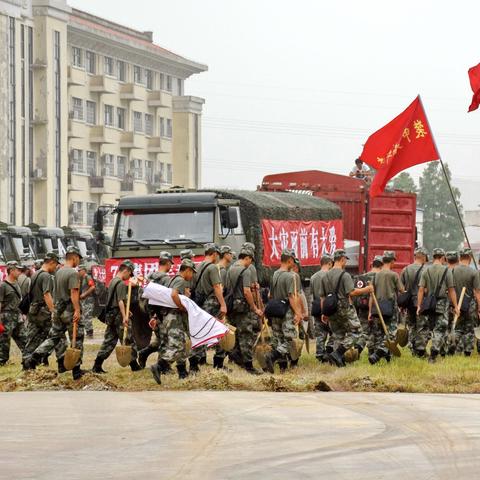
190, 295, 225, 361
453, 302, 478, 354
370, 312, 397, 356
81, 298, 95, 333
357, 309, 373, 351
229, 308, 261, 363
328, 302, 361, 351
314, 317, 334, 358
23, 306, 66, 363
416, 299, 449, 354
35, 310, 85, 367
96, 309, 137, 361
0, 311, 27, 365
403, 309, 419, 352
160, 310, 189, 365
270, 309, 297, 356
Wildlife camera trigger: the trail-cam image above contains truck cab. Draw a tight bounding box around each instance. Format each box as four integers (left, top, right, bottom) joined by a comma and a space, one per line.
0, 223, 36, 265
62, 227, 100, 266
28, 224, 67, 261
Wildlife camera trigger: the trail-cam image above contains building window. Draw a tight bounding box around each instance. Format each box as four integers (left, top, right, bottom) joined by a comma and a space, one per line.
86, 51, 96, 74
71, 149, 84, 173
86, 151, 97, 175
159, 162, 165, 182
133, 111, 143, 133
145, 114, 153, 136
117, 155, 126, 177
131, 159, 143, 180
117, 60, 126, 82
104, 56, 114, 76
86, 202, 97, 226
166, 118, 172, 138
104, 104, 114, 126
103, 154, 115, 176
117, 107, 126, 130
86, 100, 96, 125
177, 78, 183, 96
72, 46, 83, 67
145, 69, 153, 90
71, 201, 84, 225
166, 75, 172, 92
72, 97, 83, 121
145, 160, 154, 182
160, 117, 165, 137
166, 163, 173, 184
160, 73, 165, 90
134, 65, 142, 84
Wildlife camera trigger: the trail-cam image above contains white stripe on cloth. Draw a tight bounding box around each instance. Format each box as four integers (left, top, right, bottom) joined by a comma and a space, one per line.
142, 282, 229, 349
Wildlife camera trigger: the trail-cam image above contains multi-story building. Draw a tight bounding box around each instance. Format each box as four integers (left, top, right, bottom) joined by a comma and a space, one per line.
0, 0, 207, 229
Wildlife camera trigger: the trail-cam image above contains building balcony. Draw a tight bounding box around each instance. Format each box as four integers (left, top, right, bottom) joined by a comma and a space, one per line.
31, 115, 48, 126
120, 131, 146, 150
68, 66, 86, 86
147, 90, 172, 109
89, 75, 118, 94
31, 168, 47, 182
90, 126, 119, 144
68, 119, 88, 139
120, 83, 146, 101
120, 179, 134, 192
159, 136, 172, 153
89, 176, 105, 193
147, 136, 169, 153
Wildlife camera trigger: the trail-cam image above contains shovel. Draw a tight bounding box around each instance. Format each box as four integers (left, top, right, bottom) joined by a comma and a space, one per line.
254, 319, 272, 369
371, 290, 401, 357
289, 325, 304, 361
219, 322, 237, 352
64, 320, 81, 371
449, 287, 466, 345
115, 282, 133, 367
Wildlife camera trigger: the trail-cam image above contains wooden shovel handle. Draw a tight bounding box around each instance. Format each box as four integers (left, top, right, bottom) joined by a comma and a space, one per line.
452, 287, 466, 331
72, 320, 77, 349
123, 281, 132, 345
371, 290, 389, 336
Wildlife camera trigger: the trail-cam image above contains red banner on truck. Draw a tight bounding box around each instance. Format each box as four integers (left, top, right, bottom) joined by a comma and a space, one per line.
261, 219, 343, 267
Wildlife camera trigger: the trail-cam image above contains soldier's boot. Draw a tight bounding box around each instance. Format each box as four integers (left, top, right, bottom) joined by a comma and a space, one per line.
72, 365, 86, 381
278, 359, 288, 373
355, 344, 364, 357
137, 344, 157, 369
177, 363, 189, 380
198, 355, 207, 366
213, 355, 231, 372
92, 357, 107, 374
24, 352, 41, 370
465, 351, 472, 357
129, 359, 142, 372
385, 352, 391, 363
289, 358, 299, 369
264, 349, 282, 374
42, 356, 49, 367
57, 357, 67, 374
416, 349, 425, 358
158, 358, 173, 375
329, 345, 346, 368
428, 349, 439, 364
244, 361, 262, 375
368, 349, 385, 365
189, 357, 200, 373
228, 350, 244, 367
150, 363, 162, 385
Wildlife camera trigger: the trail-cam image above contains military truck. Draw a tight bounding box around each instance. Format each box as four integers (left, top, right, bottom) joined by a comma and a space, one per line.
28, 224, 67, 261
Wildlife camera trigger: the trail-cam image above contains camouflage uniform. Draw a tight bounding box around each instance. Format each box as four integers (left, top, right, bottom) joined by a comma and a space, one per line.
0, 280, 27, 365
80, 273, 96, 334
353, 271, 377, 353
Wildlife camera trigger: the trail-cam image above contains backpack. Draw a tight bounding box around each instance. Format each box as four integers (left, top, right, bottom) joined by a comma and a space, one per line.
19, 271, 48, 315
397, 265, 423, 309
322, 271, 346, 317
98, 277, 122, 323
190, 263, 210, 308
224, 267, 248, 314
265, 271, 290, 319
420, 267, 449, 315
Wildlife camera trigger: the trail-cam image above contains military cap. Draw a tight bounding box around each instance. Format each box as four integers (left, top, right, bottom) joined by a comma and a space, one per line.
372, 255, 384, 265
34, 259, 44, 269
5, 261, 25, 270
204, 243, 221, 254
432, 247, 446, 257
459, 248, 473, 257
239, 247, 255, 259
120, 259, 135, 276
242, 242, 256, 252
180, 249, 194, 260
382, 250, 396, 262
158, 251, 173, 262
44, 252, 60, 263
445, 251, 459, 261
414, 247, 428, 257
220, 245, 233, 255
180, 258, 197, 272
281, 248, 296, 259
333, 249, 349, 261
65, 245, 82, 258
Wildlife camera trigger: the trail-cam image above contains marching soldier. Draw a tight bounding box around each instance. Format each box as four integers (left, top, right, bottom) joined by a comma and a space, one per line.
218, 245, 234, 285
290, 258, 309, 369
25, 246, 86, 380
17, 266, 32, 299
310, 254, 334, 363
92, 260, 141, 373
400, 247, 428, 356
0, 261, 28, 365
444, 251, 460, 355
226, 247, 263, 374
22, 252, 65, 370
319, 249, 373, 367
150, 258, 197, 384
451, 248, 480, 356
264, 249, 303, 373
368, 251, 405, 365
78, 265, 96, 338
417, 248, 459, 363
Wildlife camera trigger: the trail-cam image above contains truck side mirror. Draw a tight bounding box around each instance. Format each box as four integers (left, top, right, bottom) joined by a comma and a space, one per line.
93, 209, 104, 232
221, 207, 239, 230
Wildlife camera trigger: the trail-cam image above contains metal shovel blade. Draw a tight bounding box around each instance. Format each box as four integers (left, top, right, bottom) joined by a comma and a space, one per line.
115, 345, 132, 367
396, 325, 409, 347
64, 347, 81, 371
289, 338, 304, 361
386, 340, 401, 357
255, 343, 272, 369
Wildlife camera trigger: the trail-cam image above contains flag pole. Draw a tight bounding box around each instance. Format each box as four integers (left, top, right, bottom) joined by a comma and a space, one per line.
419, 95, 477, 269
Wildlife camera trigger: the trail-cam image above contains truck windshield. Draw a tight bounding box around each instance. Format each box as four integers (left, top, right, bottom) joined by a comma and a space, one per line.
43, 238, 67, 257
116, 210, 214, 245
11, 236, 34, 260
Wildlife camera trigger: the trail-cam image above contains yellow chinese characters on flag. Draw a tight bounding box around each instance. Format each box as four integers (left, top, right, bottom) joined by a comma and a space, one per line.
360, 96, 440, 197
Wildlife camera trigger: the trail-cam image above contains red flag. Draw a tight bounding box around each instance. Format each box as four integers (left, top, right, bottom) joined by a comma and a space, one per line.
359, 96, 439, 197
468, 63, 480, 112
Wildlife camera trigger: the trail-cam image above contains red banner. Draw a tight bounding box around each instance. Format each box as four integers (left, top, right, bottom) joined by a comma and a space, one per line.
262, 219, 343, 267
0, 266, 6, 282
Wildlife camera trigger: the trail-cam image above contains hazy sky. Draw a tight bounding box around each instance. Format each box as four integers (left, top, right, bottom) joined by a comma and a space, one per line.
70, 0, 480, 208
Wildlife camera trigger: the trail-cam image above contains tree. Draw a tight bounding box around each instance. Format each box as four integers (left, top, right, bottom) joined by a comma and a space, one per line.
417, 161, 464, 251
390, 172, 418, 193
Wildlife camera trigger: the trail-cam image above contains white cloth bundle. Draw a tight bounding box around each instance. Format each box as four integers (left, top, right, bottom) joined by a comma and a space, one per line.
142, 282, 229, 349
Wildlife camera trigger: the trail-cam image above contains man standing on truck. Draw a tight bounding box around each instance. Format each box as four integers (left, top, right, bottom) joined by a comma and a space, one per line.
92, 260, 141, 373
349, 158, 372, 182
190, 243, 228, 372
0, 261, 28, 366
79, 265, 96, 339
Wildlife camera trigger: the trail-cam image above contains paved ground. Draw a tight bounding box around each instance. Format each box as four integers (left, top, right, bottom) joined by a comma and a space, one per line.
1, 391, 479, 479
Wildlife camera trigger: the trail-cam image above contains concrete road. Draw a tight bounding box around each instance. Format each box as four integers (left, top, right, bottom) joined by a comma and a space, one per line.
1, 391, 480, 480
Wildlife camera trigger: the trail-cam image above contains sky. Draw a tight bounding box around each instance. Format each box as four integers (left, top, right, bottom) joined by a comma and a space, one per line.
69, 0, 480, 209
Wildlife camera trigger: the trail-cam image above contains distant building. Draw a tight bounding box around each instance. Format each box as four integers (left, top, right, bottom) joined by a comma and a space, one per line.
0, 0, 207, 228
